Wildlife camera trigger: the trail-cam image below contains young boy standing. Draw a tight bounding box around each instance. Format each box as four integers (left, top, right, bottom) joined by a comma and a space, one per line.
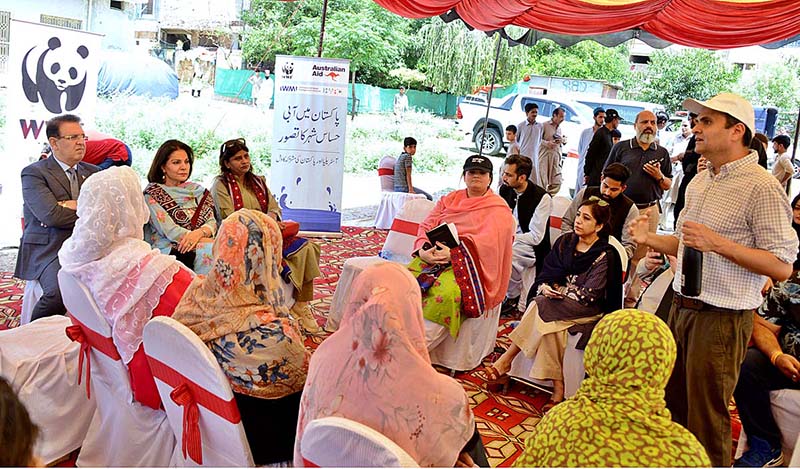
506, 125, 521, 156
393, 137, 432, 200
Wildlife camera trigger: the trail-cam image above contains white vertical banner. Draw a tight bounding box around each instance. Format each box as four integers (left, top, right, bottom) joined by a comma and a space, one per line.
271, 55, 349, 233
1, 20, 101, 247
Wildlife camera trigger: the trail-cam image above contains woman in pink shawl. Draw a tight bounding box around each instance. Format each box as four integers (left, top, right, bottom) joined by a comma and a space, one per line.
294, 263, 487, 467
408, 155, 516, 341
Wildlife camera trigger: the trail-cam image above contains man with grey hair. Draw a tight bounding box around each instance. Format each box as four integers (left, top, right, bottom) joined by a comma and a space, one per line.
629, 93, 798, 467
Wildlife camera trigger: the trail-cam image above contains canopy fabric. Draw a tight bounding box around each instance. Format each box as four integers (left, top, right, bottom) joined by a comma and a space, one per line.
374, 0, 800, 49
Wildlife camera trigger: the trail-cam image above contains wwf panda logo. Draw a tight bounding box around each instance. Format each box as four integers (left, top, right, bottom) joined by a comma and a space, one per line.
282, 61, 293, 79
22, 37, 90, 114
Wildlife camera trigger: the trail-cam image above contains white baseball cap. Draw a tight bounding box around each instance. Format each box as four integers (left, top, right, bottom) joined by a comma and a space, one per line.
682, 93, 755, 135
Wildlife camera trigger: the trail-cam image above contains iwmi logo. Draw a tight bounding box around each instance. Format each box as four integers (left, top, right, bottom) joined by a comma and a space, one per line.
279, 85, 297, 92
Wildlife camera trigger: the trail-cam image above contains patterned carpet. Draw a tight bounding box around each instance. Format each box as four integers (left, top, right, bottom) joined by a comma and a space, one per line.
0, 226, 740, 467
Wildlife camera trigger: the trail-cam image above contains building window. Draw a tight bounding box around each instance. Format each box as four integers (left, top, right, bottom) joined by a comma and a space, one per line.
142, 0, 155, 15
40, 14, 82, 30
110, 1, 124, 10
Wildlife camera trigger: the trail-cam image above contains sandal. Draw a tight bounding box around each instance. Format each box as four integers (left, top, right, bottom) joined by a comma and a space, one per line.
541, 399, 563, 414
483, 364, 511, 394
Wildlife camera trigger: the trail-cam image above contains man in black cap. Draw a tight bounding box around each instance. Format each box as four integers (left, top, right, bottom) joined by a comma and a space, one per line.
583, 108, 620, 187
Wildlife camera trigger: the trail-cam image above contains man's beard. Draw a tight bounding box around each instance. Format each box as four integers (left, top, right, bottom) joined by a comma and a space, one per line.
600, 192, 613, 202
637, 132, 656, 144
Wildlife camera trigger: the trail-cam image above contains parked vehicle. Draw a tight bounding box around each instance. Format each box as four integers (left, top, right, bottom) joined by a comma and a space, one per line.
456, 93, 595, 196
572, 96, 666, 141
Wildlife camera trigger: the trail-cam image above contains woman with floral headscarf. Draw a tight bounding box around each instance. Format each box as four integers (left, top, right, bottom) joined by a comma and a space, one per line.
172, 209, 309, 465
514, 309, 710, 467
295, 263, 487, 467
59, 166, 194, 410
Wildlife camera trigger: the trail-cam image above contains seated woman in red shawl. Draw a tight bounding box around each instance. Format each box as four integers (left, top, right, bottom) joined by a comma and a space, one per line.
485, 198, 623, 409
210, 138, 322, 334
407, 155, 516, 346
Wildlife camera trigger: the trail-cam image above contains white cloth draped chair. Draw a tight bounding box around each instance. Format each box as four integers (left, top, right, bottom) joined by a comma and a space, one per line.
20, 280, 43, 325
299, 416, 418, 467
735, 389, 800, 464
378, 155, 396, 192
375, 193, 428, 229
426, 304, 502, 373
328, 198, 434, 330
508, 235, 628, 398
0, 315, 96, 464
58, 270, 177, 467
143, 316, 254, 467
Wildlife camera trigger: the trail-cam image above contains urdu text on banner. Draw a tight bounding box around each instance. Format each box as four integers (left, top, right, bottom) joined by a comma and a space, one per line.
271, 55, 349, 233
1, 20, 101, 247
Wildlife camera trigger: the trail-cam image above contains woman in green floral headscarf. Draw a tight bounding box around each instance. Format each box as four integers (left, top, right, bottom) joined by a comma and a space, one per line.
514, 309, 710, 467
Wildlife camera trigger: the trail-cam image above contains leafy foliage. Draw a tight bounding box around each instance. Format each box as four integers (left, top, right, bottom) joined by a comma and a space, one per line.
242, 0, 410, 86
525, 40, 630, 84
736, 57, 800, 132
622, 49, 740, 113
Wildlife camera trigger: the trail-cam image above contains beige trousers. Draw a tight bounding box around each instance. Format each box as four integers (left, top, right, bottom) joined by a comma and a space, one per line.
509, 302, 600, 381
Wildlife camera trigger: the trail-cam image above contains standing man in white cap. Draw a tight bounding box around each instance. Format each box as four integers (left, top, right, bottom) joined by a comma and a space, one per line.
628, 93, 798, 467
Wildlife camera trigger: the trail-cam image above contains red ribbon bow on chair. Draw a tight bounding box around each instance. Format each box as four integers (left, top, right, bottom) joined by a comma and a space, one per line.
170, 383, 203, 465
65, 325, 92, 399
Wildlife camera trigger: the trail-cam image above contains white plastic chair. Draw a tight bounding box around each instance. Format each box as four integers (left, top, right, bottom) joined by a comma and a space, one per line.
300, 416, 418, 467
735, 389, 800, 465
378, 155, 396, 192
427, 304, 502, 372
374, 192, 427, 229
328, 199, 435, 330
509, 235, 627, 398
20, 279, 43, 325
549, 195, 572, 247
143, 316, 254, 467
0, 316, 96, 464
58, 270, 176, 467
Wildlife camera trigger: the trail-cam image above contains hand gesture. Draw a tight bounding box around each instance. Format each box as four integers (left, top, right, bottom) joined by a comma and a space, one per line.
178, 228, 205, 253
540, 284, 564, 299
643, 250, 665, 271
419, 242, 452, 265
682, 221, 723, 253
775, 353, 800, 383
698, 157, 709, 172
642, 161, 663, 180
628, 214, 651, 245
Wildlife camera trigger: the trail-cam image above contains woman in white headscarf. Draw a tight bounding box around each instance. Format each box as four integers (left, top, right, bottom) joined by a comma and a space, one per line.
59, 166, 194, 410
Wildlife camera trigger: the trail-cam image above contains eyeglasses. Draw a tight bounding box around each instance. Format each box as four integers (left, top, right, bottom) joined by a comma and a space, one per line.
56, 134, 88, 142
588, 196, 609, 207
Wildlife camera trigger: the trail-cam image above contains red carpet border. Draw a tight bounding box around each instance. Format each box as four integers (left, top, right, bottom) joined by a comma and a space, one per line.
0, 227, 740, 467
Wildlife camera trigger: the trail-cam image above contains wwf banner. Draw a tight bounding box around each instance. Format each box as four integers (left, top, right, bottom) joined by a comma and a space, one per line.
1, 20, 101, 247
271, 55, 349, 233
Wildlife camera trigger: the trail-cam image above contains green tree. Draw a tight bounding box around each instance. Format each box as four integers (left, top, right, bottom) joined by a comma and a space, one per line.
526, 40, 630, 84
241, 0, 411, 86
415, 19, 530, 95
623, 49, 740, 113
736, 57, 800, 132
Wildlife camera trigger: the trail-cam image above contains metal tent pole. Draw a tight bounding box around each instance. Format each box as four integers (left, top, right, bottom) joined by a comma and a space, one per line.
478, 34, 503, 158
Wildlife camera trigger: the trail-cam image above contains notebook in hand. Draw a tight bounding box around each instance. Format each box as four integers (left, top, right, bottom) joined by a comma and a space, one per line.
426, 222, 459, 249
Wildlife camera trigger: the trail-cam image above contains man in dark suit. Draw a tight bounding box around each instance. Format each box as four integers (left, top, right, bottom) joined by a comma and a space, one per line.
15, 114, 100, 320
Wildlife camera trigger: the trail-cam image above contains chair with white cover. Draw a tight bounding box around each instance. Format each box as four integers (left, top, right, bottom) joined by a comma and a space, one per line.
518, 194, 574, 313
58, 270, 176, 467
19, 280, 43, 325
378, 155, 396, 192
735, 389, 800, 465
0, 315, 96, 464
427, 304, 502, 373
328, 198, 435, 330
299, 416, 418, 467
375, 192, 427, 229
509, 235, 628, 398
143, 316, 253, 467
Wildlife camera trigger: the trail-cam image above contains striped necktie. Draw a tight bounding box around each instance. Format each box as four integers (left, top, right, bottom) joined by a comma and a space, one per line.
66, 168, 79, 200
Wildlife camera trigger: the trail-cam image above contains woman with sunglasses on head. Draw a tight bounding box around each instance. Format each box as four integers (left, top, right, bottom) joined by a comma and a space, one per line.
486, 198, 623, 409
144, 139, 216, 275
210, 138, 322, 334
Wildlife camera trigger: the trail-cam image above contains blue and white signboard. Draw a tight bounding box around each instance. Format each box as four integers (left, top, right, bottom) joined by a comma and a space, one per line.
271, 55, 349, 233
